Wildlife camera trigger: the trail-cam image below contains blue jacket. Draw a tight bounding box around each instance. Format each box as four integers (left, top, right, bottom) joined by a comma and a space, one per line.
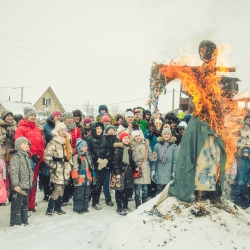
235, 156, 250, 185
43, 116, 55, 145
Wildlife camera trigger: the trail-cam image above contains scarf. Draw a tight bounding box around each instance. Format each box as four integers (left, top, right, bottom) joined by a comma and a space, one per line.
79, 152, 93, 170
122, 145, 130, 165
161, 142, 169, 165
65, 122, 76, 131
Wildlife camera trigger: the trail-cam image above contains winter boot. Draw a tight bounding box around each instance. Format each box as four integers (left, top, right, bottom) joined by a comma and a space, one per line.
135, 198, 141, 209
142, 197, 148, 204
54, 196, 66, 215
92, 203, 103, 210
105, 197, 114, 206
45, 198, 56, 216
116, 208, 126, 216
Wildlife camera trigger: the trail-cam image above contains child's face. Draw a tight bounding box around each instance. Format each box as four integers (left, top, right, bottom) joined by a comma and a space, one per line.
58, 129, 67, 137
135, 135, 141, 142
100, 110, 106, 114
126, 116, 134, 124
65, 117, 74, 124
96, 126, 103, 135
122, 136, 130, 145
107, 129, 115, 135
81, 146, 87, 153
86, 122, 91, 127
163, 133, 171, 141
243, 152, 249, 157
20, 142, 30, 152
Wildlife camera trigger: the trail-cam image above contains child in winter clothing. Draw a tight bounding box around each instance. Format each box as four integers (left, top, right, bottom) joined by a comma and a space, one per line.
96, 105, 115, 125
9, 137, 33, 226
82, 117, 92, 139
232, 147, 250, 209
103, 125, 119, 206
72, 138, 96, 214
130, 131, 157, 208
151, 124, 179, 194
113, 132, 137, 215
44, 122, 74, 216
86, 122, 107, 210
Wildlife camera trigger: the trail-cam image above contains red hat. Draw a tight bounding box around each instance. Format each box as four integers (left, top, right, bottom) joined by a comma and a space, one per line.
119, 132, 130, 141
83, 117, 92, 125
101, 114, 111, 123
52, 111, 62, 119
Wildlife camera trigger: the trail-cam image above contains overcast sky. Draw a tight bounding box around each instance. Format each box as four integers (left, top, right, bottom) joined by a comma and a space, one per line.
0, 0, 249, 114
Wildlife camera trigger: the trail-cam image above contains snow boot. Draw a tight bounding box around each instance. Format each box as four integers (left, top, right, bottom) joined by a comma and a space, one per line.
105, 197, 114, 206
54, 196, 66, 215
45, 198, 56, 216
92, 203, 103, 210
142, 197, 148, 204
116, 209, 126, 216
135, 198, 141, 209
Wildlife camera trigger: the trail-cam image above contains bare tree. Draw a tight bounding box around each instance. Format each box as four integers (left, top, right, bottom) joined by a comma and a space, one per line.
82, 100, 97, 117
110, 105, 124, 117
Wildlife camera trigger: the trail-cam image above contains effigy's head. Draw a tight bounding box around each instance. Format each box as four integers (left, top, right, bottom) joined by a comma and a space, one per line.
198, 40, 218, 65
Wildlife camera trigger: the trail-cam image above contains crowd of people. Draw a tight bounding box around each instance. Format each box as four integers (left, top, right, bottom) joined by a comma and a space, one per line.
0, 104, 250, 227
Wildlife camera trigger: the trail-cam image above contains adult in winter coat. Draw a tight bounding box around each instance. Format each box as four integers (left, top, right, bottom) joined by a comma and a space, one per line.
82, 117, 92, 139
232, 147, 250, 209
42, 110, 62, 201
130, 130, 157, 208
103, 125, 119, 206
0, 110, 17, 161
134, 108, 147, 133
86, 122, 108, 210
44, 122, 74, 215
151, 124, 179, 194
15, 107, 45, 211
62, 112, 82, 205
113, 132, 137, 215
9, 137, 33, 226
96, 105, 115, 125
113, 114, 123, 130
72, 109, 85, 138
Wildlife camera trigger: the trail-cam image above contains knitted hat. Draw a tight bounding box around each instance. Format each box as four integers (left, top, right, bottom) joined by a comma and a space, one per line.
98, 105, 108, 113
72, 109, 83, 118
15, 137, 29, 151
105, 125, 116, 135
243, 148, 250, 154
1, 110, 13, 121
178, 121, 187, 129
162, 124, 172, 136
83, 117, 92, 125
63, 112, 73, 121
76, 138, 88, 154
51, 110, 62, 119
54, 122, 67, 132
131, 130, 142, 141
101, 114, 111, 123
24, 107, 37, 119
119, 131, 130, 141
125, 111, 134, 119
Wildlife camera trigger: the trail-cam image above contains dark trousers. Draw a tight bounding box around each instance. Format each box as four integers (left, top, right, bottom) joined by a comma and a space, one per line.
115, 188, 133, 210
63, 178, 74, 203
91, 186, 102, 206
43, 175, 50, 199
10, 189, 30, 226
73, 186, 91, 212
38, 172, 43, 191
103, 168, 111, 199
156, 184, 166, 195
233, 184, 250, 209
148, 181, 157, 197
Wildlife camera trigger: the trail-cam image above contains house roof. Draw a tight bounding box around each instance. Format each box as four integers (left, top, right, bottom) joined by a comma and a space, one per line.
0, 86, 49, 104
1, 101, 35, 116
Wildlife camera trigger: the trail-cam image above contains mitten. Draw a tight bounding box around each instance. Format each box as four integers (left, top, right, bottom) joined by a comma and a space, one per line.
97, 158, 108, 170
32, 154, 40, 164
151, 171, 155, 182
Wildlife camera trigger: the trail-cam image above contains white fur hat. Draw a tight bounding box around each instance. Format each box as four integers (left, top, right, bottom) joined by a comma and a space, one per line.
131, 130, 142, 141
125, 111, 134, 119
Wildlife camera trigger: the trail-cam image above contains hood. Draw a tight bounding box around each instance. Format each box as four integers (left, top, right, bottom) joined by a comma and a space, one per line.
0, 118, 16, 127
18, 118, 36, 129
114, 142, 131, 149
90, 122, 104, 138
46, 116, 55, 128
157, 136, 177, 144
237, 145, 250, 160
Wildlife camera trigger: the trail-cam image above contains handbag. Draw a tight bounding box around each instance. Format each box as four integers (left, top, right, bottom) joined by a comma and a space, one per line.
133, 147, 148, 179
110, 165, 129, 190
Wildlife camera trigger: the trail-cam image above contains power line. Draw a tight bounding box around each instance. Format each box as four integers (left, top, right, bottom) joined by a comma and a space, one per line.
0, 52, 147, 80
0, 36, 148, 66
0, 41, 146, 74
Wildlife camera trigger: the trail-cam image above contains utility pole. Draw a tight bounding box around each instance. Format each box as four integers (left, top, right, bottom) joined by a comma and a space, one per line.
172, 88, 175, 111
21, 87, 23, 102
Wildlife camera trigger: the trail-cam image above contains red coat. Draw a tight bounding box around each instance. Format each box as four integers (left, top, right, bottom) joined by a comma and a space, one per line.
15, 119, 45, 161
69, 127, 82, 152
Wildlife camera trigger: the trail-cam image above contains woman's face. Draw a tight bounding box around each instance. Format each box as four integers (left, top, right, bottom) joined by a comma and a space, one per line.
5, 115, 14, 123
134, 135, 141, 142
65, 117, 74, 124
53, 115, 62, 122
163, 134, 171, 141
126, 116, 134, 124
96, 126, 103, 135
27, 114, 37, 122
58, 129, 67, 137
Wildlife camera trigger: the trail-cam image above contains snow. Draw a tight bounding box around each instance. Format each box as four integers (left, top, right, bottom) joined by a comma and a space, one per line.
0, 101, 35, 116
1, 191, 250, 250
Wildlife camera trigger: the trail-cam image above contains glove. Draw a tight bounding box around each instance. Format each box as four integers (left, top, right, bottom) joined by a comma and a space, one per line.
73, 178, 79, 186
97, 158, 108, 170
32, 154, 40, 164
151, 171, 155, 182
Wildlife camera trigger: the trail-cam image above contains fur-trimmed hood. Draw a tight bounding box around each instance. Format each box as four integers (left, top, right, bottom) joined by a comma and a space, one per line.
157, 136, 177, 144
237, 145, 250, 160
130, 138, 149, 151
113, 142, 132, 149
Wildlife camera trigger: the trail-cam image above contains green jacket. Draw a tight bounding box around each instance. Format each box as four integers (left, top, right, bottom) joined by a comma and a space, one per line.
168, 116, 226, 202
135, 119, 147, 133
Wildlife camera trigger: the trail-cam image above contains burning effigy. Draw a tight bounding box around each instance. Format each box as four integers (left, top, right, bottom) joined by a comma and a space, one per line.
148, 40, 247, 205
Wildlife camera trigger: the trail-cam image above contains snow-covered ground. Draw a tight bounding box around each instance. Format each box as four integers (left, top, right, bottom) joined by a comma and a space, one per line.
1, 191, 250, 250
